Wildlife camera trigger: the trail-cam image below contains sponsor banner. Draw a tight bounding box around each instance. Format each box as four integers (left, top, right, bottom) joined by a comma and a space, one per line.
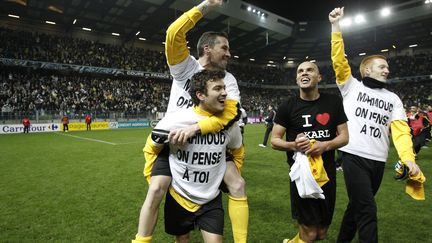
117, 121, 150, 128
0, 58, 171, 80
0, 123, 60, 134
150, 120, 160, 128
124, 70, 171, 79
64, 122, 109, 131
247, 117, 262, 124
109, 122, 119, 129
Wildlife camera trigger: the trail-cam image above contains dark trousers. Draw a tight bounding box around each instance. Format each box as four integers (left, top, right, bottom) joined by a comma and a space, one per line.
425, 126, 431, 140
23, 126, 29, 133
262, 123, 273, 145
413, 130, 427, 154
337, 152, 385, 243
63, 124, 69, 132
86, 123, 91, 131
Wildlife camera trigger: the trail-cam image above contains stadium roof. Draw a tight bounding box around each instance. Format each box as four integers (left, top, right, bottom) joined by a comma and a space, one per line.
1, 0, 432, 65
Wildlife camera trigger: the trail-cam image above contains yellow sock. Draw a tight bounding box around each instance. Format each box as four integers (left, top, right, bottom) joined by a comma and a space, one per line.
228, 195, 249, 243
132, 234, 152, 243
288, 233, 305, 243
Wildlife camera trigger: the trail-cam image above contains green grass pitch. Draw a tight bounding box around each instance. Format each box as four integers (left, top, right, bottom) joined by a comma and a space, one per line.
0, 124, 430, 242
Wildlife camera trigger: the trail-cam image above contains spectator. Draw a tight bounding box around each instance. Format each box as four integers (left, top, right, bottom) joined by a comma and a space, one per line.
259, 105, 276, 148
407, 105, 430, 155
22, 116, 30, 133
62, 115, 69, 132
85, 114, 92, 131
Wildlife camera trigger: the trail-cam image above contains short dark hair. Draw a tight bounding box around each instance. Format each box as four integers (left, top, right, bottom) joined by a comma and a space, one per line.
189, 70, 226, 105
359, 55, 387, 78
197, 31, 229, 57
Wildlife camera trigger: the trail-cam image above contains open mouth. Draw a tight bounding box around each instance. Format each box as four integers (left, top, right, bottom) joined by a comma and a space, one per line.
301, 77, 310, 84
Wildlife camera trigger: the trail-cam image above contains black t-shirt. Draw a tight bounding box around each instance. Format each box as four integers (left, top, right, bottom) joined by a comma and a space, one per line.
274, 93, 348, 178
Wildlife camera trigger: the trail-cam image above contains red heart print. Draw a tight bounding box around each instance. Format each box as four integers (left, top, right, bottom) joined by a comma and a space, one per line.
316, 113, 330, 125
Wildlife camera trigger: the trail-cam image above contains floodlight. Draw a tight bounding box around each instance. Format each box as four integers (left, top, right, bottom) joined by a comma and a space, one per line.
381, 7, 391, 17
340, 17, 352, 27
354, 14, 365, 24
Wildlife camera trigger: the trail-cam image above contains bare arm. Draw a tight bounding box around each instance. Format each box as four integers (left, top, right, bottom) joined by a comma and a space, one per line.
329, 7, 352, 85
270, 124, 311, 152
329, 7, 343, 32
305, 122, 349, 156
165, 0, 223, 65
271, 124, 294, 151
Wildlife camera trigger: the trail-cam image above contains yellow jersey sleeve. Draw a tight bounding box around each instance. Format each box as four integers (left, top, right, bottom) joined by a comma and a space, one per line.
390, 120, 416, 163
229, 144, 245, 172
198, 99, 241, 135
143, 134, 164, 184
165, 7, 203, 65
331, 32, 352, 85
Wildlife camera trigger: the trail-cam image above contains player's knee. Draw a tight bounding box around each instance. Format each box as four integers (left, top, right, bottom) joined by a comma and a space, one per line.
227, 176, 246, 197
300, 228, 318, 242
316, 227, 328, 240
175, 233, 190, 243
147, 180, 169, 200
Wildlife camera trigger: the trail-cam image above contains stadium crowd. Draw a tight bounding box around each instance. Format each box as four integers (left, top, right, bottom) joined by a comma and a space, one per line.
1, 27, 432, 118
0, 69, 170, 116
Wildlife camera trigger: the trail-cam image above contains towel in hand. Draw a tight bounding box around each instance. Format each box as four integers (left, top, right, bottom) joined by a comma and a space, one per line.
290, 149, 328, 199
406, 171, 426, 200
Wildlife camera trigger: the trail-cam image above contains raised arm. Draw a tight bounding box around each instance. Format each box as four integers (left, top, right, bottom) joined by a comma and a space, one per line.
165, 0, 223, 65
329, 7, 351, 85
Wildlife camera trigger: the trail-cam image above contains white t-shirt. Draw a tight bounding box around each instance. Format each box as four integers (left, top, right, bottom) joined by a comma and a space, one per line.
155, 108, 242, 204
167, 55, 240, 114
338, 75, 407, 162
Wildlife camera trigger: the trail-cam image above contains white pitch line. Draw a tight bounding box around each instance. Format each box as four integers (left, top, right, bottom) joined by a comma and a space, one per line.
56, 132, 117, 145
115, 141, 145, 145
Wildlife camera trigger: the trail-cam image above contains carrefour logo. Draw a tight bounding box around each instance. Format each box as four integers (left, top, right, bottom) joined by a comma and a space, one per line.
0, 123, 61, 134
48, 124, 59, 130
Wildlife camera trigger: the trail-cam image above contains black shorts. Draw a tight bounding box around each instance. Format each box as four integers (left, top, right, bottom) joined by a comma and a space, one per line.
164, 191, 224, 236
151, 146, 172, 177
290, 177, 336, 226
